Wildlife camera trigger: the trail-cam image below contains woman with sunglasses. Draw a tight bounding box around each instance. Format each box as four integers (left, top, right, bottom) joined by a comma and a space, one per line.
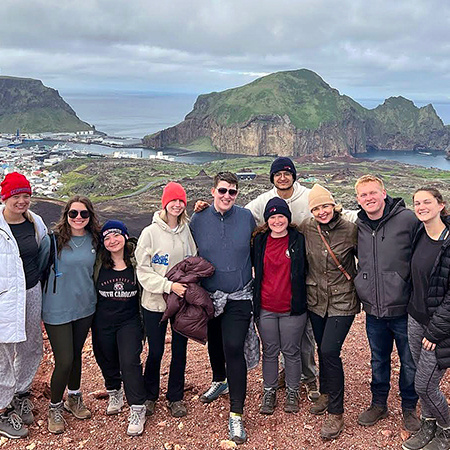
135, 182, 196, 418
41, 196, 100, 434
402, 188, 450, 450
0, 173, 47, 440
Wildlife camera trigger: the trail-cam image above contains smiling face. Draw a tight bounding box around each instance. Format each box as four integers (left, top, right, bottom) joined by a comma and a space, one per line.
311, 204, 335, 224
273, 171, 294, 192
356, 181, 387, 220
67, 201, 90, 234
413, 190, 445, 224
267, 214, 289, 236
103, 232, 126, 255
211, 181, 238, 215
165, 199, 186, 219
3, 193, 31, 217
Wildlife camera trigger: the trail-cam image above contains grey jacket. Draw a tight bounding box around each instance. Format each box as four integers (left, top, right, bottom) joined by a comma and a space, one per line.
355, 197, 418, 318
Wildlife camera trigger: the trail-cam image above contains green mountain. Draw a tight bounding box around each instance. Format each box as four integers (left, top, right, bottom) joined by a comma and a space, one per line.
144, 69, 450, 156
0, 76, 94, 133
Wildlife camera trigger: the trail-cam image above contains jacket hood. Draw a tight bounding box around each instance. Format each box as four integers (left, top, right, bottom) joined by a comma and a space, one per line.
152, 210, 188, 234
357, 196, 405, 225
412, 215, 450, 250
271, 181, 309, 204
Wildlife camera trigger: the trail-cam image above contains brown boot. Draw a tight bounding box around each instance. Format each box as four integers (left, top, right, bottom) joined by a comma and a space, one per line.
321, 413, 344, 440
309, 393, 328, 415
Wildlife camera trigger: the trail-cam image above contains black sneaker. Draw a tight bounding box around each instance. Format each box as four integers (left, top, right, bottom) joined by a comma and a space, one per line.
403, 408, 421, 433
259, 388, 277, 415
0, 409, 28, 439
284, 388, 300, 413
402, 417, 436, 450
422, 425, 450, 450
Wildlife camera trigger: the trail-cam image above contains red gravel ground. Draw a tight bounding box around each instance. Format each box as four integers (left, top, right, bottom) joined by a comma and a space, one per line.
2, 312, 449, 450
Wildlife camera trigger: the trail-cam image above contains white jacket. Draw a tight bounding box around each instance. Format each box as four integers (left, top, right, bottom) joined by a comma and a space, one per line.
0, 207, 47, 343
136, 211, 196, 313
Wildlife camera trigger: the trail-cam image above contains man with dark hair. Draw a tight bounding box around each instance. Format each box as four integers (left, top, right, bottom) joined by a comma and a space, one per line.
190, 171, 256, 444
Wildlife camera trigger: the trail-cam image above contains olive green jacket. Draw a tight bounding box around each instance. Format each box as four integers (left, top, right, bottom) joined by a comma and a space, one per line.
298, 214, 359, 318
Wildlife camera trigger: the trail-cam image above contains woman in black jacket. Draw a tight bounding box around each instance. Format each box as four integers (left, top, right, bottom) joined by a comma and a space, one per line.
252, 197, 307, 416
403, 187, 450, 450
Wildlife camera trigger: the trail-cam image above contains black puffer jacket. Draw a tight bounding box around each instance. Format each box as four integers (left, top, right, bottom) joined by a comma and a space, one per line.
252, 226, 307, 320
415, 218, 450, 369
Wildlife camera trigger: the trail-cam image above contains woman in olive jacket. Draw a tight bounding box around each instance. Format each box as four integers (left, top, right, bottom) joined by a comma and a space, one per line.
298, 184, 358, 441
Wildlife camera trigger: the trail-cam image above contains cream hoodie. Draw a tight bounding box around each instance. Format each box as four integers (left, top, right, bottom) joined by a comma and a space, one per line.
135, 211, 197, 312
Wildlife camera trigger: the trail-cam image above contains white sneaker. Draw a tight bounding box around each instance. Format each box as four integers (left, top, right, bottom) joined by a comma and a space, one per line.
107, 387, 124, 415
127, 405, 146, 436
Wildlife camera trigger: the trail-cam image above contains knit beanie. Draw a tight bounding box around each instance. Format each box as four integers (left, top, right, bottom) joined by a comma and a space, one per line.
308, 184, 336, 211
269, 157, 297, 183
101, 220, 129, 241
1, 172, 32, 201
161, 182, 187, 209
263, 197, 292, 223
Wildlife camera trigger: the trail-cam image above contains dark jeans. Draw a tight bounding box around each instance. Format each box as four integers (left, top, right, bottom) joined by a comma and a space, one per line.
45, 314, 93, 404
92, 314, 146, 406
309, 312, 354, 415
366, 313, 418, 409
142, 309, 187, 403
207, 300, 252, 414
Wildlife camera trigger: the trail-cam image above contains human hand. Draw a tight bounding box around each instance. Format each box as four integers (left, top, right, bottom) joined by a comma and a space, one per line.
194, 200, 209, 213
171, 282, 187, 297
422, 337, 436, 351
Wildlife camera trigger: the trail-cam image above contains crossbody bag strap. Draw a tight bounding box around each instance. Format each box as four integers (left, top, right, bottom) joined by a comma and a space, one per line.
316, 224, 352, 281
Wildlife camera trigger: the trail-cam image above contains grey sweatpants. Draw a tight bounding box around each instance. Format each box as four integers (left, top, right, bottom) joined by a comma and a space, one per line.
0, 283, 43, 409
408, 315, 450, 427
258, 310, 307, 390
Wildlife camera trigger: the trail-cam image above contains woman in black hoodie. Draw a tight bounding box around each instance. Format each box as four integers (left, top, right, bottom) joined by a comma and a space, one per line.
403, 188, 450, 450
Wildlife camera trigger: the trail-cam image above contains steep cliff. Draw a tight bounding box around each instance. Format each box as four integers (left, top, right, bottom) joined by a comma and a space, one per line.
0, 76, 94, 133
143, 69, 450, 156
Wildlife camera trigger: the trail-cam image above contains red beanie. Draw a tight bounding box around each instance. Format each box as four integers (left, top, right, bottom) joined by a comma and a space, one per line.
1, 172, 32, 201
161, 182, 187, 209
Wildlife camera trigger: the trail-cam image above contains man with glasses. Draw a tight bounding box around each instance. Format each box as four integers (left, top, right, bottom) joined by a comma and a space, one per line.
190, 172, 256, 444
246, 157, 320, 403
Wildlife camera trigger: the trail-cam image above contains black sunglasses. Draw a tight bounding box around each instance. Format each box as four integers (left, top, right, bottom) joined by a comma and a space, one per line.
68, 209, 90, 219
217, 187, 238, 197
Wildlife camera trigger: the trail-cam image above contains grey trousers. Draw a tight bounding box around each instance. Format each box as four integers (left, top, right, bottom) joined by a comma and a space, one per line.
258, 310, 307, 390
0, 283, 43, 409
408, 315, 450, 427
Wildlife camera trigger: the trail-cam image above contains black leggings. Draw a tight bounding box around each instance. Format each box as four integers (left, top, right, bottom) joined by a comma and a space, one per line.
309, 311, 354, 415
45, 315, 93, 404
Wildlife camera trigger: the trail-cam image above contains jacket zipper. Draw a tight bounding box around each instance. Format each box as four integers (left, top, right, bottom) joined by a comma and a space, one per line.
372, 228, 380, 317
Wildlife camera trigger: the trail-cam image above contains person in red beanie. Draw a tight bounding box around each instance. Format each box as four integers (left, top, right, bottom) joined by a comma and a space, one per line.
0, 172, 47, 439
135, 182, 196, 418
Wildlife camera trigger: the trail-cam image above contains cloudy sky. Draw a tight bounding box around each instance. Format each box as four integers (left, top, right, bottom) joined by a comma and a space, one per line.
0, 0, 449, 103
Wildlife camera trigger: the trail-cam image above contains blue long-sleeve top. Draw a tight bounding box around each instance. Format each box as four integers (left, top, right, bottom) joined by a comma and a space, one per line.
190, 204, 256, 294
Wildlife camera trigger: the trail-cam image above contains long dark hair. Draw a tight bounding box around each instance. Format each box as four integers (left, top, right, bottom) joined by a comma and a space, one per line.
54, 195, 101, 254
413, 187, 449, 217
99, 240, 134, 269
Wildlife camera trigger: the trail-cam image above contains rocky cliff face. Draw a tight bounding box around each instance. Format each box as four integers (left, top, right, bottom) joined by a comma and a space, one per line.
0, 76, 93, 133
143, 70, 450, 156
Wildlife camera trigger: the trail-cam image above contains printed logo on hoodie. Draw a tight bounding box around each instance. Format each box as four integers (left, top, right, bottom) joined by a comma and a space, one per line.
152, 253, 169, 266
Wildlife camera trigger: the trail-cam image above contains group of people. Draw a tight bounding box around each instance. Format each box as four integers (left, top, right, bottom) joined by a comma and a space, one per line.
0, 156, 449, 449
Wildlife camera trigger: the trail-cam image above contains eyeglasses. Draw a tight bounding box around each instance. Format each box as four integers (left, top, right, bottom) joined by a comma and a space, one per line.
216, 187, 238, 197
68, 209, 90, 219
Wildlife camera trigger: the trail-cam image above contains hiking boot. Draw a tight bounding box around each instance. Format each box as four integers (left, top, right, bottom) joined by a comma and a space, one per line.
402, 417, 437, 450
127, 405, 146, 436
0, 409, 28, 439
200, 381, 229, 404
11, 393, 34, 425
229, 413, 247, 444
310, 393, 329, 415
321, 413, 344, 440
358, 404, 388, 426
305, 379, 320, 402
403, 408, 421, 433
284, 388, 300, 413
422, 425, 450, 450
64, 393, 91, 419
278, 368, 286, 389
259, 388, 277, 415
144, 399, 156, 416
167, 400, 187, 418
48, 402, 65, 434
107, 387, 124, 415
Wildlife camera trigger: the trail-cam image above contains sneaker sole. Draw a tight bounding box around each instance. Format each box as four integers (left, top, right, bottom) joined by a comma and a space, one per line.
64, 404, 92, 420
357, 410, 389, 426
321, 427, 344, 440
199, 388, 229, 404
48, 426, 64, 435
0, 429, 28, 439
259, 408, 275, 415
106, 408, 122, 415
127, 428, 144, 436
284, 407, 300, 414
230, 435, 247, 445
